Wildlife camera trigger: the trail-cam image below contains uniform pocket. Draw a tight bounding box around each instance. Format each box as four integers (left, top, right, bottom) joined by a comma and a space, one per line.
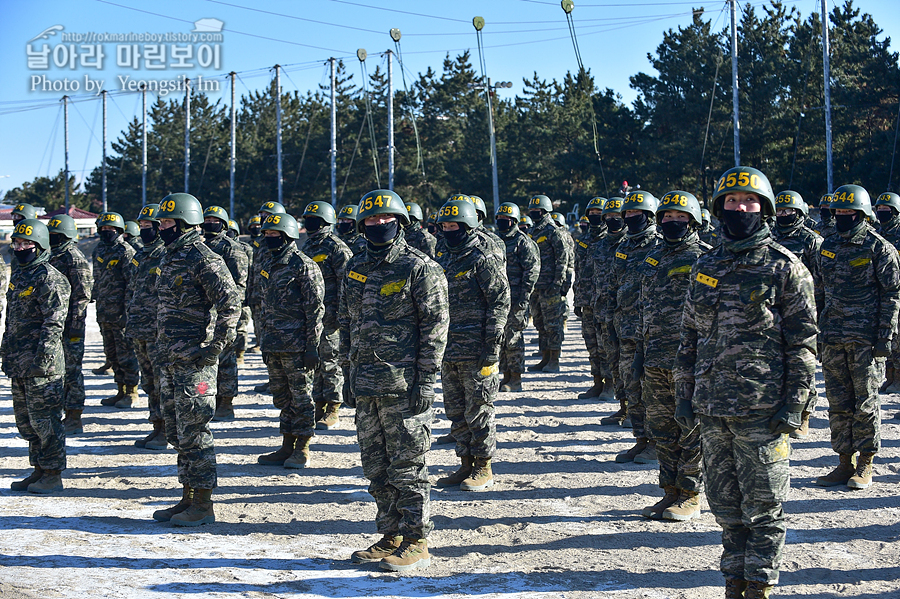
758, 433, 790, 464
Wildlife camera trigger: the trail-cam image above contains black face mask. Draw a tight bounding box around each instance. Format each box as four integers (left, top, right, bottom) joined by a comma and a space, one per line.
336, 221, 354, 236
249, 226, 261, 238
660, 220, 690, 241
529, 210, 544, 221
426, 224, 437, 235
497, 219, 514, 233
265, 235, 286, 252
14, 247, 37, 265
305, 216, 324, 233
159, 225, 182, 246
835, 213, 859, 233
722, 210, 763, 240
443, 227, 469, 247
49, 233, 65, 248
776, 213, 800, 228
201, 222, 223, 237
624, 212, 649, 234
605, 216, 624, 233
364, 220, 399, 246
579, 224, 590, 234
820, 210, 835, 225
140, 226, 158, 244
877, 210, 894, 224
100, 230, 119, 244
226, 229, 237, 239
587, 214, 604, 227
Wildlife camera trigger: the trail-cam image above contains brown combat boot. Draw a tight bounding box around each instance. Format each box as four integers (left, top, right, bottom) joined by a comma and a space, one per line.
318, 403, 340, 430
847, 452, 875, 489
145, 421, 170, 450
27, 470, 63, 494
351, 534, 402, 563
101, 384, 125, 406
435, 456, 473, 487
790, 410, 811, 440
153, 484, 192, 521
379, 538, 431, 572
743, 580, 773, 599
135, 421, 163, 448
236, 349, 246, 366
171, 488, 215, 527
258, 434, 297, 465
64, 409, 83, 435
213, 396, 235, 421
641, 485, 679, 520
460, 457, 494, 491
578, 375, 604, 399
634, 440, 658, 464
314, 401, 326, 425
528, 351, 550, 372
601, 400, 627, 426
725, 577, 748, 599
115, 384, 139, 409
500, 372, 522, 392
615, 438, 649, 463
542, 349, 560, 372
662, 490, 701, 521
10, 467, 43, 491
284, 435, 312, 469
816, 453, 857, 487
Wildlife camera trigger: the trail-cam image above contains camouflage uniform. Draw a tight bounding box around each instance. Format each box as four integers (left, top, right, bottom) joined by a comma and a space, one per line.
698, 221, 720, 246
498, 225, 540, 375
773, 219, 823, 309
49, 239, 93, 411
126, 236, 166, 425
127, 235, 144, 253
815, 220, 900, 457
639, 231, 709, 493
340, 229, 368, 257
592, 227, 626, 399
92, 235, 140, 387
608, 224, 661, 439
877, 213, 900, 377
478, 225, 507, 263
675, 226, 818, 586
529, 212, 568, 352
404, 220, 437, 259
437, 234, 510, 461
247, 237, 272, 349
300, 227, 349, 414
3, 249, 70, 473
574, 225, 606, 381
156, 229, 240, 490
261, 242, 325, 438
339, 231, 449, 540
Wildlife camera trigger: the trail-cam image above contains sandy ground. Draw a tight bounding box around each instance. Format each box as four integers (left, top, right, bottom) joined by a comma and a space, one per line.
1, 306, 899, 599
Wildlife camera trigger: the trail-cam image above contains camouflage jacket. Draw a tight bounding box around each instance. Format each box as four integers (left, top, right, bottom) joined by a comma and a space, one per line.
499, 226, 540, 313
437, 233, 510, 361
155, 229, 240, 365
877, 214, 900, 250
1, 249, 70, 378
574, 227, 605, 308
404, 222, 438, 259
237, 238, 254, 304
204, 232, 249, 301
815, 219, 900, 345
124, 237, 166, 341
698, 222, 721, 246
773, 220, 823, 312
127, 236, 144, 252
260, 243, 325, 354
590, 229, 626, 319
49, 240, 93, 340
92, 236, 135, 325
638, 232, 710, 369
479, 226, 507, 264
530, 213, 568, 290
339, 233, 449, 397
561, 229, 576, 292
607, 225, 661, 341
247, 237, 272, 308
301, 227, 352, 331
674, 226, 818, 417
340, 230, 368, 257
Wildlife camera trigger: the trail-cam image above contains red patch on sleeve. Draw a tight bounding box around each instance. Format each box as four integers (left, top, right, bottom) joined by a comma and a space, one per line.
196, 381, 209, 395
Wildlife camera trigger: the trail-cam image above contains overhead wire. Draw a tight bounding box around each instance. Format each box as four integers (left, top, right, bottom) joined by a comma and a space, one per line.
392, 37, 426, 180
359, 57, 382, 188
37, 105, 63, 178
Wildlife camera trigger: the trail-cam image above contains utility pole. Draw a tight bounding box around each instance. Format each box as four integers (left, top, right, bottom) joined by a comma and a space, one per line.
184, 78, 191, 193
141, 85, 147, 207
102, 89, 108, 211
275, 64, 283, 204
821, 0, 834, 192
63, 95, 69, 211
387, 49, 395, 191
230, 72, 236, 217
330, 57, 337, 207
730, 0, 741, 166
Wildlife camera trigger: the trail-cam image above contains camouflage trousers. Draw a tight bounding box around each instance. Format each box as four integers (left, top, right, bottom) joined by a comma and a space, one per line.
596, 313, 622, 399
530, 288, 566, 351
701, 414, 789, 586
249, 303, 262, 347
499, 305, 528, 374
131, 337, 162, 423
642, 367, 702, 492
160, 361, 218, 490
579, 307, 607, 379
355, 393, 433, 539
12, 375, 66, 471
235, 305, 251, 353
821, 342, 882, 455
617, 335, 646, 438
217, 341, 238, 400
441, 360, 498, 459
267, 352, 315, 438
313, 328, 343, 406
62, 338, 86, 410
98, 322, 140, 386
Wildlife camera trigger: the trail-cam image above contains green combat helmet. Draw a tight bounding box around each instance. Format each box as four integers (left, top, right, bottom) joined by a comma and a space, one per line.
203, 205, 229, 223
157, 193, 204, 225
405, 202, 425, 223
467, 195, 488, 221
47, 214, 78, 240
658, 191, 702, 225
12, 218, 50, 251
260, 212, 300, 239
701, 208, 711, 225
12, 203, 36, 224
437, 199, 479, 230
711, 166, 775, 217
550, 212, 567, 228
228, 219, 241, 235
356, 189, 409, 233
496, 202, 521, 222
124, 221, 140, 238
829, 184, 873, 219
528, 194, 553, 214
137, 204, 161, 222
303, 201, 337, 224
774, 190, 809, 216
586, 197, 606, 213
98, 212, 126, 230
258, 201, 286, 216
876, 192, 900, 213
623, 190, 659, 215
338, 204, 359, 221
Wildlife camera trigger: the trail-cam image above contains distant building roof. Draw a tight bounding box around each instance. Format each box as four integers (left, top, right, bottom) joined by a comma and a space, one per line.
41, 206, 99, 220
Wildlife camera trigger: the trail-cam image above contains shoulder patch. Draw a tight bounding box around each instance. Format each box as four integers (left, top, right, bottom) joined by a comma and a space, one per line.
108, 259, 119, 268
696, 273, 718, 288
644, 256, 659, 267
312, 253, 328, 263
850, 256, 871, 267
348, 270, 367, 283
380, 279, 406, 296
8, 283, 13, 291
821, 249, 836, 259
668, 265, 692, 276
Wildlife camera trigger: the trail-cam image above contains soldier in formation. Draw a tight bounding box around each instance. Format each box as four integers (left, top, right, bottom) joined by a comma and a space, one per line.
337, 203, 368, 256
874, 191, 900, 395
403, 201, 437, 258
228, 218, 255, 367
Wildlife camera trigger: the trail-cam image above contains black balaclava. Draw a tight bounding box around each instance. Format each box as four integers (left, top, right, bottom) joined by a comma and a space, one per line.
624, 212, 649, 235
722, 210, 763, 240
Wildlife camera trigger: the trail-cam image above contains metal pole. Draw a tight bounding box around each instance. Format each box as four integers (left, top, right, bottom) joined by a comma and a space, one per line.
141, 85, 147, 207
102, 90, 108, 212
730, 0, 740, 166
275, 64, 283, 204
330, 57, 337, 207
63, 95, 69, 211
821, 0, 834, 192
387, 50, 395, 191
230, 72, 236, 217
184, 78, 191, 193
485, 78, 500, 215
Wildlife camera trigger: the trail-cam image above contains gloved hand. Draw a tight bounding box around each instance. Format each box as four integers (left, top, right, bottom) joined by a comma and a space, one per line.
27, 364, 47, 378
631, 350, 644, 382
769, 402, 804, 434
117, 313, 128, 329
674, 399, 697, 431
303, 347, 320, 370
408, 372, 436, 416
874, 338, 891, 359
477, 347, 499, 371
342, 377, 356, 409
574, 306, 583, 318
195, 345, 220, 367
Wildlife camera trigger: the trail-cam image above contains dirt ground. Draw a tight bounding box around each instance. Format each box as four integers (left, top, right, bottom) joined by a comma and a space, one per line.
1, 307, 899, 599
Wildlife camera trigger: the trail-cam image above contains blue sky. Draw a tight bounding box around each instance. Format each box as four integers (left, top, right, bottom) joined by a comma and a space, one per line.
1, 0, 898, 200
